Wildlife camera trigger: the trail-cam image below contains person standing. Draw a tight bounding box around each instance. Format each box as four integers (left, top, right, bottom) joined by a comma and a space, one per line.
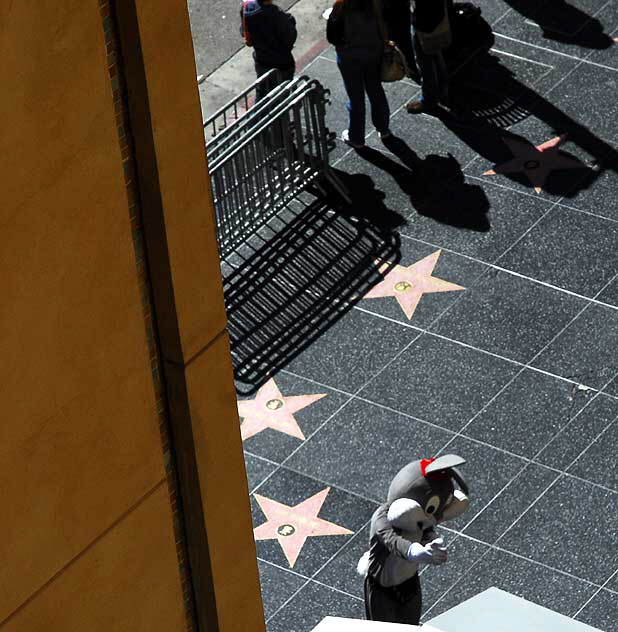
384, 0, 417, 79
240, 0, 297, 99
327, 0, 392, 149
405, 0, 451, 114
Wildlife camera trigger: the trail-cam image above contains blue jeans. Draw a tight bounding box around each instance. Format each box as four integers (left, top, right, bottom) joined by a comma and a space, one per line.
337, 50, 390, 145
412, 30, 448, 105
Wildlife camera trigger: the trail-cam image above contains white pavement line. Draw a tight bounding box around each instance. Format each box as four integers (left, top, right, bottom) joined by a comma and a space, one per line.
491, 47, 554, 68
396, 233, 618, 312
265, 517, 372, 623
464, 173, 618, 228
573, 567, 618, 619
494, 31, 618, 73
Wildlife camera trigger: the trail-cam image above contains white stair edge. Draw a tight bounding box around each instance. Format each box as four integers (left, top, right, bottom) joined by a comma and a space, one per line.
311, 617, 444, 632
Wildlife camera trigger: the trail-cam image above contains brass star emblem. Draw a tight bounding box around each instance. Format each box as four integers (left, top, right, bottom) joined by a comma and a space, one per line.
253, 488, 353, 567
237, 378, 326, 441
363, 250, 465, 319
483, 134, 588, 193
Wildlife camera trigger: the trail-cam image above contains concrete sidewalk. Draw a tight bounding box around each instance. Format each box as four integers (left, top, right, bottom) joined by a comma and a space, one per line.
197, 0, 333, 122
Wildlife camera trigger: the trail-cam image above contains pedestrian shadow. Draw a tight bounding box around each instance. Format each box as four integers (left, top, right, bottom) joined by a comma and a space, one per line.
502, 0, 615, 49
326, 169, 409, 230
222, 192, 402, 395
357, 139, 490, 232
440, 49, 613, 197
437, 111, 595, 197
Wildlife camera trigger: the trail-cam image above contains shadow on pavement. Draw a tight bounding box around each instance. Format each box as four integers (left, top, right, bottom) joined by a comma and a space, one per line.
222, 192, 402, 394
502, 0, 615, 49
357, 139, 491, 231
439, 26, 614, 197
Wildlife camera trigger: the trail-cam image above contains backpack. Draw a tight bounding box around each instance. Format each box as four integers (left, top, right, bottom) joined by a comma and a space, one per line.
449, 2, 493, 53
415, 1, 452, 54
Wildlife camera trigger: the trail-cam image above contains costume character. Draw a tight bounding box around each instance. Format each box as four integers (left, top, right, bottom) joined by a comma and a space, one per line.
358, 454, 470, 625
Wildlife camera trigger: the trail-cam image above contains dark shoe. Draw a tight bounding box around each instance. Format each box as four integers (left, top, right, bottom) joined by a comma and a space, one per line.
378, 129, 392, 141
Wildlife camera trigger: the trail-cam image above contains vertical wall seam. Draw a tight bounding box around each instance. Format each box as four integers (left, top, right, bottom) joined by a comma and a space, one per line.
97, 3, 197, 630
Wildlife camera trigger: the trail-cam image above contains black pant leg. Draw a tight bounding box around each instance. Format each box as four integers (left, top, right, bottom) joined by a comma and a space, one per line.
364, 574, 422, 625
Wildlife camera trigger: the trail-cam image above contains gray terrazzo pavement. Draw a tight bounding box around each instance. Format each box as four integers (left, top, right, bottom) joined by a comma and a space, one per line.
203, 0, 618, 629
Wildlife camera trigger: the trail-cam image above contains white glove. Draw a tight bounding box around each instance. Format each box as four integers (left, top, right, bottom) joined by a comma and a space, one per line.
406, 537, 447, 565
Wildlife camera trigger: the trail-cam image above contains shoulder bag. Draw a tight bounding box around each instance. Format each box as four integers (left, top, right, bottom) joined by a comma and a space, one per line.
416, 1, 452, 54
371, 0, 409, 82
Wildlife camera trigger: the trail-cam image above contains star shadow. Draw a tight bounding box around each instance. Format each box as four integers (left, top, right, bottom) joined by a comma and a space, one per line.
356, 138, 491, 232
221, 191, 402, 395
502, 0, 615, 50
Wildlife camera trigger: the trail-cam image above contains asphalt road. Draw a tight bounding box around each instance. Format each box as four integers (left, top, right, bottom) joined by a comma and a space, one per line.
188, 0, 297, 76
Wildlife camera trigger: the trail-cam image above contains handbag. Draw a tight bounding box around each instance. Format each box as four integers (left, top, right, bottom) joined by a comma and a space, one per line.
416, 1, 452, 54
371, 0, 409, 82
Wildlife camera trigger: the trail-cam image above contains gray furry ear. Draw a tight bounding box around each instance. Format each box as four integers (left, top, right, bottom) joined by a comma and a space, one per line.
424, 454, 466, 474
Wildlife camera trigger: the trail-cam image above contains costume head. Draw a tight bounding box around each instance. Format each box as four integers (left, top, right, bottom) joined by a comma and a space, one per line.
387, 454, 469, 532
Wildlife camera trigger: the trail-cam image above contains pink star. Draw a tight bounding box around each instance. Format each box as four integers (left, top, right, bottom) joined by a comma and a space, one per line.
253, 488, 353, 567
483, 134, 588, 193
363, 250, 465, 319
237, 378, 326, 441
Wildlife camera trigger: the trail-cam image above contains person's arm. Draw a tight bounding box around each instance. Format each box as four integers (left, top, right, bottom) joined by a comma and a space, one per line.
373, 504, 413, 560
375, 503, 447, 565
326, 0, 345, 46
277, 10, 297, 50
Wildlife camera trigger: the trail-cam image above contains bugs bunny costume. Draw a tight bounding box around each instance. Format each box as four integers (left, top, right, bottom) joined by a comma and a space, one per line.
358, 454, 470, 625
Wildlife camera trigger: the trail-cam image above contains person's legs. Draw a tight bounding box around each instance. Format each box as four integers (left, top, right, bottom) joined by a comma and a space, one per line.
337, 53, 367, 145
407, 32, 450, 113
364, 574, 422, 625
279, 66, 295, 83
412, 32, 440, 106
254, 60, 281, 100
435, 51, 449, 103
364, 55, 391, 136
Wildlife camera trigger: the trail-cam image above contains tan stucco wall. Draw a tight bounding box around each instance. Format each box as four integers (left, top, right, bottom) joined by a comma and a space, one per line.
0, 1, 186, 628
1, 1, 263, 630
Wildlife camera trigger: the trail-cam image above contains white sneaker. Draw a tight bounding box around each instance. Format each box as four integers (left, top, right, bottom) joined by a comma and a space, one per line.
341, 129, 364, 149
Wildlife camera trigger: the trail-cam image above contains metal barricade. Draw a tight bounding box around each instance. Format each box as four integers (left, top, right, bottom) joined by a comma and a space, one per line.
204, 75, 349, 259
203, 69, 279, 141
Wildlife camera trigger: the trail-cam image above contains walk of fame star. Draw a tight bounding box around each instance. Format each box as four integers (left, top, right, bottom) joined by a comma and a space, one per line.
253, 487, 353, 567
237, 378, 326, 441
483, 134, 588, 193
363, 250, 464, 319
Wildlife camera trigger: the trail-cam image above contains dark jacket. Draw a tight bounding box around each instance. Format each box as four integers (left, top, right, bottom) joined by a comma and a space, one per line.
413, 0, 446, 32
240, 3, 297, 69
327, 0, 384, 56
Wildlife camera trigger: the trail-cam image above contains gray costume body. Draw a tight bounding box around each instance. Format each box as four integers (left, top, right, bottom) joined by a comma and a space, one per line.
361, 455, 470, 626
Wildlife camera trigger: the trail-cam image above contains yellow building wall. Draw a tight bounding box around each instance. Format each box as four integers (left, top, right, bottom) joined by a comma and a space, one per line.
0, 0, 264, 630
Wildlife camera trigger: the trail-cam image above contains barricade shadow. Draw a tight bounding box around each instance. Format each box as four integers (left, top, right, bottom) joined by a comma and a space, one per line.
357, 140, 491, 232
222, 184, 403, 395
